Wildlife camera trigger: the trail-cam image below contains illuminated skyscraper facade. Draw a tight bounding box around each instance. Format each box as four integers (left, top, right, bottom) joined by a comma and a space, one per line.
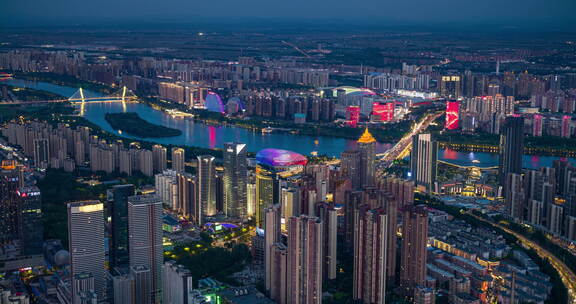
440, 75, 461, 98
16, 186, 43, 255
223, 142, 248, 219
128, 194, 163, 303
256, 165, 277, 228
358, 128, 376, 188
67, 201, 106, 302
197, 155, 216, 223
410, 133, 438, 192
0, 163, 22, 245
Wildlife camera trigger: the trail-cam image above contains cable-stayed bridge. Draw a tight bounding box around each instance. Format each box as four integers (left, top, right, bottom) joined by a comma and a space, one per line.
0, 86, 138, 106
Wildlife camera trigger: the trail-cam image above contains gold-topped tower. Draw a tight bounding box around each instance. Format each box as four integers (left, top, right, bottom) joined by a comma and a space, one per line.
357, 128, 376, 143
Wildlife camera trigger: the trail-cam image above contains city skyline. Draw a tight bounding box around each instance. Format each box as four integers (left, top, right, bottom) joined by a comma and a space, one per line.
1, 7, 575, 303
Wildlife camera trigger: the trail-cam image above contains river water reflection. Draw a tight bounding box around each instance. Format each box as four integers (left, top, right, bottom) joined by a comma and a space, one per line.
6, 78, 576, 169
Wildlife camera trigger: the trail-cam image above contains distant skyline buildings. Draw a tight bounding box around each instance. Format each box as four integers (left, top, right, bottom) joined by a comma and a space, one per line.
2, 9, 576, 303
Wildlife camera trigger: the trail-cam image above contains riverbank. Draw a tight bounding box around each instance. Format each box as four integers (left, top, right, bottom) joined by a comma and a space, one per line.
6, 73, 413, 143
11, 71, 114, 95
0, 85, 72, 122
144, 96, 412, 143
2, 84, 65, 101
0, 102, 222, 160
105, 112, 182, 138
437, 133, 576, 157
0, 103, 74, 123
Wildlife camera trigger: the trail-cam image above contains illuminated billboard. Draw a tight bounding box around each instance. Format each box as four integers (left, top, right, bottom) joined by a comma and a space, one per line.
372, 102, 394, 122
445, 101, 459, 130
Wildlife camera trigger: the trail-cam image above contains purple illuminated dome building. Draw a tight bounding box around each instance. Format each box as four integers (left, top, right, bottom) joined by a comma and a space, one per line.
254, 148, 308, 228
256, 148, 308, 169
205, 92, 225, 113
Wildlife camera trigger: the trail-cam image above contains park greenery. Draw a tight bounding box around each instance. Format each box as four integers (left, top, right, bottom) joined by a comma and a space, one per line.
13, 71, 115, 94
37, 168, 155, 246
6, 72, 418, 145
192, 108, 413, 143
0, 103, 74, 123
37, 169, 107, 246
166, 240, 252, 287
4, 84, 64, 101
323, 238, 354, 304
105, 112, 182, 138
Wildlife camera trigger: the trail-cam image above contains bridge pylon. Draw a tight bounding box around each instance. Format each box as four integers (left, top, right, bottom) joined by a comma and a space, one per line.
109, 86, 137, 111
69, 88, 88, 115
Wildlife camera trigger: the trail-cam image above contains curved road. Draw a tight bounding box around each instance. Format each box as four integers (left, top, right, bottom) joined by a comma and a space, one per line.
377, 111, 444, 173
470, 213, 576, 303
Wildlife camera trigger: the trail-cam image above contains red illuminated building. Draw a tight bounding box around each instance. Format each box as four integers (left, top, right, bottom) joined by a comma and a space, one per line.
372, 102, 394, 122
346, 106, 360, 127
445, 101, 459, 130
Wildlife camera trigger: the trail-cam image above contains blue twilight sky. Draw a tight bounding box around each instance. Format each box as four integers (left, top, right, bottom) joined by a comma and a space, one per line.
1, 0, 575, 29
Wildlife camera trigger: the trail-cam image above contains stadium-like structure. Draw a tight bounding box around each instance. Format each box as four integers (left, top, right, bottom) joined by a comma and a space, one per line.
256, 148, 308, 168
205, 92, 225, 113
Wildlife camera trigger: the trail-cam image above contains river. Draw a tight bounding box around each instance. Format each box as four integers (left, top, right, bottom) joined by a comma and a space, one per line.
5, 78, 576, 169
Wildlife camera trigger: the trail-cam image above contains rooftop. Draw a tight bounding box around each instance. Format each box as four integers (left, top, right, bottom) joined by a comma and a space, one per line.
357, 128, 376, 144
256, 148, 307, 168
